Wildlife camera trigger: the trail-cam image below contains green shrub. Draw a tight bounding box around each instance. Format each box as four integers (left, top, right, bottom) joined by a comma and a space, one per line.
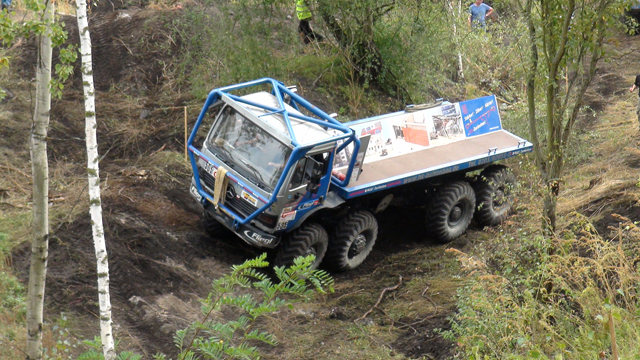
175, 253, 333, 359
446, 214, 640, 359
170, 1, 299, 99
0, 233, 26, 319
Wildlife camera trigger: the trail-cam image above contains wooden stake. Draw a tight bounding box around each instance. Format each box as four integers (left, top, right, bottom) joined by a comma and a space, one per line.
609, 311, 619, 360
184, 106, 188, 162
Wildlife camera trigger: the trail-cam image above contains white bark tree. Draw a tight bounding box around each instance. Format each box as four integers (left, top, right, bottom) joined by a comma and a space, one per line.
25, 1, 54, 358
75, 1, 116, 358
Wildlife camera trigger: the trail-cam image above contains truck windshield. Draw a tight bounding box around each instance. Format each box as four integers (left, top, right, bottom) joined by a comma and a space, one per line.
207, 106, 291, 192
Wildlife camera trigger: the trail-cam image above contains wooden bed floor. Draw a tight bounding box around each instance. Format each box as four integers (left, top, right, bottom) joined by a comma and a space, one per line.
351, 130, 524, 187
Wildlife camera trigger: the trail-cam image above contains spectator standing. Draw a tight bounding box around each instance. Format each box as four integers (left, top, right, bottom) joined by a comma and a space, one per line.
468, 0, 494, 29
629, 74, 640, 130
296, 0, 323, 44
1, 0, 12, 11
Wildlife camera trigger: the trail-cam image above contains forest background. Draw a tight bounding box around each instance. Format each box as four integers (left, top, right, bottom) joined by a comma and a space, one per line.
3, 0, 640, 359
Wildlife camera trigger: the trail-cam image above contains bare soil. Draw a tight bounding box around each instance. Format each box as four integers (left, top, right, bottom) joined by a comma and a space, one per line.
4, 6, 640, 360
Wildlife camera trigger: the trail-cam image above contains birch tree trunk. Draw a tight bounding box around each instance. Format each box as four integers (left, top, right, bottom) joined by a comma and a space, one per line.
75, 2, 116, 358
25, 1, 53, 358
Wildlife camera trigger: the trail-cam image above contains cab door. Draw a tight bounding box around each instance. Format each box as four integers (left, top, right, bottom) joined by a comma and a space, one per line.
276, 153, 330, 231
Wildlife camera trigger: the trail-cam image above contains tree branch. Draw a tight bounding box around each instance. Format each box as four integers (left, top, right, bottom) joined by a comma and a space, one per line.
355, 276, 403, 322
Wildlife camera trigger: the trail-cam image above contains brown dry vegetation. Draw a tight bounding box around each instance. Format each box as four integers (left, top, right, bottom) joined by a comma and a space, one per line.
3, 4, 640, 360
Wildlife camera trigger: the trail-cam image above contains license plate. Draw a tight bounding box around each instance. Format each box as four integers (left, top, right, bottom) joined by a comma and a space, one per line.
203, 161, 217, 177
190, 184, 202, 202
241, 190, 258, 207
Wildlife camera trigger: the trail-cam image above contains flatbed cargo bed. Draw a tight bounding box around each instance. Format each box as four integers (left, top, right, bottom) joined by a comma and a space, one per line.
331, 96, 533, 199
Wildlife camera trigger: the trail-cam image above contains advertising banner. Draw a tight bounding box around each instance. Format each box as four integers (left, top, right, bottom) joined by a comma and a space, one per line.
459, 95, 502, 137
333, 95, 503, 174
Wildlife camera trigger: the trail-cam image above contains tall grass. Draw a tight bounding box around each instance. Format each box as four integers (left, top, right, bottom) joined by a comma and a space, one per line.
0, 233, 27, 360
170, 1, 301, 99
446, 212, 640, 359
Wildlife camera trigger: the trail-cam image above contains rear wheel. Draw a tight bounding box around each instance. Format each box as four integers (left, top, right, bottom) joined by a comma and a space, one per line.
274, 222, 328, 270
203, 211, 230, 238
325, 210, 378, 272
426, 181, 475, 243
473, 165, 516, 226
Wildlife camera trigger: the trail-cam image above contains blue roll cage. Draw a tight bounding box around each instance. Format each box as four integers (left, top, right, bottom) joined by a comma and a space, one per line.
188, 78, 360, 229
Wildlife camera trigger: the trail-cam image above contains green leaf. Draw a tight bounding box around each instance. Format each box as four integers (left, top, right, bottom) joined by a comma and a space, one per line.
612, 311, 622, 322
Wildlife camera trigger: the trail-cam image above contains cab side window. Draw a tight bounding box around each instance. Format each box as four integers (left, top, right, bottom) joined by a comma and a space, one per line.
290, 158, 307, 189
289, 153, 329, 190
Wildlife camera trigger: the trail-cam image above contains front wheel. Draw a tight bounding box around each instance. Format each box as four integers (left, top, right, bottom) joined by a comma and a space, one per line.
473, 165, 516, 226
324, 210, 378, 272
274, 222, 328, 270
203, 211, 230, 238
426, 181, 475, 243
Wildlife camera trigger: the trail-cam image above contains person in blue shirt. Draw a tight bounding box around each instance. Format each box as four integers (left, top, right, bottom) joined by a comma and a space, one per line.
468, 0, 494, 28
1, 0, 11, 11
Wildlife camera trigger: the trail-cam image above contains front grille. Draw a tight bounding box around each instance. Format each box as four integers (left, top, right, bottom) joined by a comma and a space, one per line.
226, 197, 259, 217
202, 171, 216, 190
200, 171, 259, 218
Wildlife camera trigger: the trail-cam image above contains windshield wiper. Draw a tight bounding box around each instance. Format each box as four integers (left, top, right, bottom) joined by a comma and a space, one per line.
240, 159, 269, 190
212, 145, 237, 168
213, 145, 232, 161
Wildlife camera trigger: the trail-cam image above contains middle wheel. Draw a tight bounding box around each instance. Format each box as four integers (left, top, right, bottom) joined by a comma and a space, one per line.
325, 210, 378, 272
426, 181, 476, 243
274, 222, 328, 270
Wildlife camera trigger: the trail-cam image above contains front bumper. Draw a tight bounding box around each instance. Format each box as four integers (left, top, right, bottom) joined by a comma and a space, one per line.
191, 183, 281, 249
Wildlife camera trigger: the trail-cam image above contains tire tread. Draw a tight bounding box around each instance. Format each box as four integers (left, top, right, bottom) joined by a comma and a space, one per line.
324, 210, 378, 272
274, 222, 328, 269
473, 165, 516, 226
426, 181, 475, 243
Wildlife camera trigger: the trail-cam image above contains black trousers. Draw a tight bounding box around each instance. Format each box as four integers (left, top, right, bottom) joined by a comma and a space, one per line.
298, 19, 323, 44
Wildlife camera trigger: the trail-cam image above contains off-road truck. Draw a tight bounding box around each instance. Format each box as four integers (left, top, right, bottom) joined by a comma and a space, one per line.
188, 78, 532, 271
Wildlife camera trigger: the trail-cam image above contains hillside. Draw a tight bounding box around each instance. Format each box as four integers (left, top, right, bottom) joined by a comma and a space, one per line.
2, 2, 640, 359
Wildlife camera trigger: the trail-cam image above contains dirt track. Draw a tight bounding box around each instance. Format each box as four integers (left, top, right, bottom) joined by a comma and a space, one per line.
11, 171, 462, 356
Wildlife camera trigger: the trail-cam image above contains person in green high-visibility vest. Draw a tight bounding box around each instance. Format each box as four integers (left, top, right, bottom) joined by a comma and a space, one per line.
296, 0, 323, 44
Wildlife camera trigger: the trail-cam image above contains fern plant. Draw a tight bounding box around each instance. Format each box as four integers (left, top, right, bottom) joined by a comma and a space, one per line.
175, 253, 334, 360
78, 254, 332, 360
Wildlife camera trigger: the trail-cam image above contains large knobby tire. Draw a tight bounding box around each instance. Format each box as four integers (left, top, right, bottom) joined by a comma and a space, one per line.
474, 165, 516, 226
203, 211, 230, 238
426, 181, 476, 243
324, 210, 378, 272
274, 222, 328, 270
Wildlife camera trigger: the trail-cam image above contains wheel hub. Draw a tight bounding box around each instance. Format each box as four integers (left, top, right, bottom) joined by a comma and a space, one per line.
493, 187, 507, 209
448, 204, 464, 224
348, 234, 367, 258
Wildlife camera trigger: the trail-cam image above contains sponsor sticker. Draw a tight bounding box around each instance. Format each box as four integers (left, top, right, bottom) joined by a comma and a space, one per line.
283, 206, 294, 213
190, 184, 202, 202
242, 230, 275, 245
297, 199, 320, 210
241, 190, 258, 207
203, 161, 217, 177
280, 210, 296, 222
